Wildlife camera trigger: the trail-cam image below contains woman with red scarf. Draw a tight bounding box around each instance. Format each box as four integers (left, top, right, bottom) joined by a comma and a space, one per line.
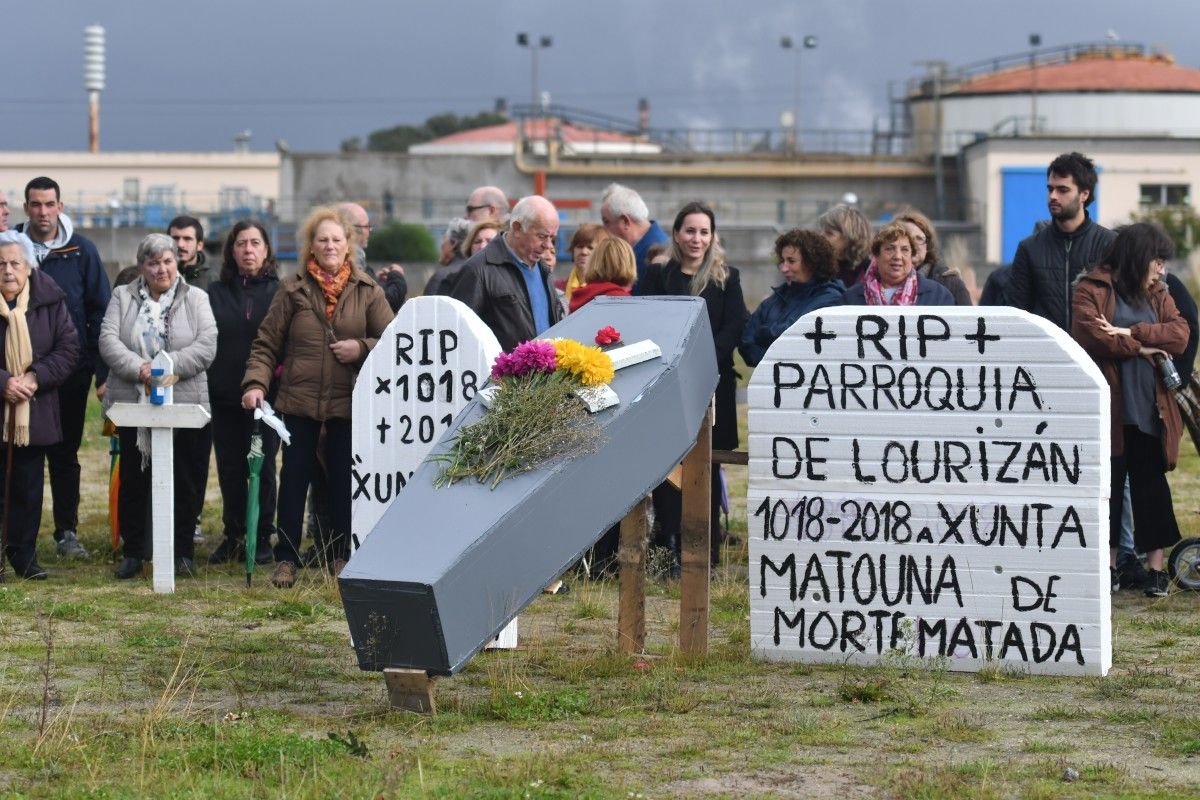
242, 206, 392, 587
841, 222, 955, 307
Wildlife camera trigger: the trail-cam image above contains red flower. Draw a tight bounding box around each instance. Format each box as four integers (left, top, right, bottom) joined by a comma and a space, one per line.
595, 326, 622, 346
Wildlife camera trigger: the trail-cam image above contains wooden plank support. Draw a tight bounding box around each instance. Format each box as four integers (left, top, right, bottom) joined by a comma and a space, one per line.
617, 496, 649, 654
679, 404, 712, 657
383, 668, 438, 714
711, 449, 748, 466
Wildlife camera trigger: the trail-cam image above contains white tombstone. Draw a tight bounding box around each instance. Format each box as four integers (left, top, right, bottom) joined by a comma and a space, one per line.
349, 296, 517, 646
747, 308, 1111, 676
105, 352, 211, 595
351, 296, 501, 549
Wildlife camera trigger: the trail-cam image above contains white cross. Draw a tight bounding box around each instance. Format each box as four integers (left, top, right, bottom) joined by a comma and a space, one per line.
104, 352, 210, 594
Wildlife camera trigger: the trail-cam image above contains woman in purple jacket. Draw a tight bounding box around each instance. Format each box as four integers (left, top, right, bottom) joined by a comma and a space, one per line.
0, 231, 80, 580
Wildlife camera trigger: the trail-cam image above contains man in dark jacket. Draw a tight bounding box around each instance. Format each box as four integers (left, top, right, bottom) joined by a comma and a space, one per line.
451, 196, 565, 351
16, 176, 111, 560
1008, 152, 1115, 331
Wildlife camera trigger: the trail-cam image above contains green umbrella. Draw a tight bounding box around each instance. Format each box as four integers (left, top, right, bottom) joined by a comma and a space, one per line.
245, 419, 265, 588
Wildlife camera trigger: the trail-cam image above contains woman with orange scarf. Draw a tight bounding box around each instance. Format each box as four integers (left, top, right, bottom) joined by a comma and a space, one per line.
242, 206, 392, 587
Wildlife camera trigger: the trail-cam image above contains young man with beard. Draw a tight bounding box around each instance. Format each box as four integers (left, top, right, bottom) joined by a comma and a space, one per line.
1008, 152, 1115, 331
168, 215, 213, 291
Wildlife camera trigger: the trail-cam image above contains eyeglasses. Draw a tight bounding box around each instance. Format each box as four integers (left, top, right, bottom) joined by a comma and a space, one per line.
354, 224, 372, 233
532, 231, 556, 244
466, 204, 493, 215
0, 260, 25, 271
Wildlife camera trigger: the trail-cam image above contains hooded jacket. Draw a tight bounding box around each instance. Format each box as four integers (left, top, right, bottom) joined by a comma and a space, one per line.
242, 265, 392, 420
1009, 214, 1115, 331
180, 251, 215, 292
0, 270, 80, 446
16, 213, 111, 383
739, 278, 845, 366
1071, 267, 1187, 467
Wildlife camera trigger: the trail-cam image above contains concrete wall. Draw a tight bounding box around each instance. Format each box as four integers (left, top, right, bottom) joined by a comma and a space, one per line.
280, 151, 953, 231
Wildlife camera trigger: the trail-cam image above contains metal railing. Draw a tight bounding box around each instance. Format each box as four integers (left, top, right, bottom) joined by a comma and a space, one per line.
906, 41, 1153, 97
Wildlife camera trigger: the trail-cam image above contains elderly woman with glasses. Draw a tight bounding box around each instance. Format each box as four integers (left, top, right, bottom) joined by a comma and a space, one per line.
100, 233, 217, 580
0, 231, 79, 580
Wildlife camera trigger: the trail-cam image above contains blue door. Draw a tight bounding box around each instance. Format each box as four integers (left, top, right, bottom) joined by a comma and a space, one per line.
1001, 166, 1101, 264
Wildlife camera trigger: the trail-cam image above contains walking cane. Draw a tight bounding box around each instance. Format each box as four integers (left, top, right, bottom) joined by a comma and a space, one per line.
1, 403, 15, 582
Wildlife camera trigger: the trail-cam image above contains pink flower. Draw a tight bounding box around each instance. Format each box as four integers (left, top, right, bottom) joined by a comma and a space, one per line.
491, 340, 558, 379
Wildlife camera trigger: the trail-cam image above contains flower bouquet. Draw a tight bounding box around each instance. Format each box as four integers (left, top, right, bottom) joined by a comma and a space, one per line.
432, 337, 615, 488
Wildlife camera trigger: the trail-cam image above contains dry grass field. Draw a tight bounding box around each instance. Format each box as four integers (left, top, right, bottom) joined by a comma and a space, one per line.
0, 391, 1199, 799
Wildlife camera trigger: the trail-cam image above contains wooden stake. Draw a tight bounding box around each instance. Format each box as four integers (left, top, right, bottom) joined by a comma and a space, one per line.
679, 404, 712, 657
617, 496, 649, 654
383, 668, 438, 714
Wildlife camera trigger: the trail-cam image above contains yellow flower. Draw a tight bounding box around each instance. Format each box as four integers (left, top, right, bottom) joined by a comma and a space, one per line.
553, 339, 614, 387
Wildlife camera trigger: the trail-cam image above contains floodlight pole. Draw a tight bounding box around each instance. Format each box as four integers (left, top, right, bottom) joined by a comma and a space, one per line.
516, 33, 553, 117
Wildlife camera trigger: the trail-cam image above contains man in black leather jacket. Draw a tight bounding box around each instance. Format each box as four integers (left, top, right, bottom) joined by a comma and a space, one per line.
451, 196, 564, 351
1008, 152, 1115, 331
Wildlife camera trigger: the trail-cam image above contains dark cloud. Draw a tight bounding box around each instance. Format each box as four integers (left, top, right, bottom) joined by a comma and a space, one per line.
5, 0, 1193, 151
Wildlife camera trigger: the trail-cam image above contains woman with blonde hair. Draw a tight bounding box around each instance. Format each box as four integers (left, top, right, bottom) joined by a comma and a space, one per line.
242, 206, 392, 587
567, 236, 635, 312
893, 207, 971, 305
639, 201, 747, 567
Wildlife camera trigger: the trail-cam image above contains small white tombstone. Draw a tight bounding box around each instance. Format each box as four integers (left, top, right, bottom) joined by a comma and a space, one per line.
747, 308, 1111, 676
105, 351, 211, 594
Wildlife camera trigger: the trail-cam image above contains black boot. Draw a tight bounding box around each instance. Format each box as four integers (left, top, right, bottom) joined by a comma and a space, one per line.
207, 538, 245, 565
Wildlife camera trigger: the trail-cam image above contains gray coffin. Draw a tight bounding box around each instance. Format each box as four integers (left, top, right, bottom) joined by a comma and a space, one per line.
339, 296, 718, 675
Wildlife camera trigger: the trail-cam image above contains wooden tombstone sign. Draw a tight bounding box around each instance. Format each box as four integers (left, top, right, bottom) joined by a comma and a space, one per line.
747, 308, 1111, 676
351, 296, 500, 551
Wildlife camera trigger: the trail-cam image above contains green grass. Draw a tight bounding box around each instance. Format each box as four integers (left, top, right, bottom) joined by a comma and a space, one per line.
0, 395, 1198, 797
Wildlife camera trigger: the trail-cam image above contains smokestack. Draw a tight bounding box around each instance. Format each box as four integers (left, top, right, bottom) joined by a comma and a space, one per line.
494, 97, 508, 117
83, 25, 105, 153
638, 97, 650, 132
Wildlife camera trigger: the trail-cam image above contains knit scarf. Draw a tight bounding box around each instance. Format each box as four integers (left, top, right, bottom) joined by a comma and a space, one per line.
132, 276, 181, 467
0, 279, 33, 446
861, 257, 919, 306
306, 258, 351, 320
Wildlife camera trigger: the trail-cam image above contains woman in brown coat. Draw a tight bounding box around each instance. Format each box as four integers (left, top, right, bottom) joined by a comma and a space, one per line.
242, 206, 392, 587
1071, 222, 1188, 597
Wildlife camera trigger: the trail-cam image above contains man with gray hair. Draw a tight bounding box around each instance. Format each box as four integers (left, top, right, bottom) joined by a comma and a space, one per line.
451, 196, 563, 351
599, 182, 668, 289
0, 191, 9, 232
465, 186, 509, 222
423, 217, 472, 296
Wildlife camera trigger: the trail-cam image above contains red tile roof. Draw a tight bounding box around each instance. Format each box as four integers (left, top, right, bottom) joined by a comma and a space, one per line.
951, 55, 1200, 94
426, 118, 641, 145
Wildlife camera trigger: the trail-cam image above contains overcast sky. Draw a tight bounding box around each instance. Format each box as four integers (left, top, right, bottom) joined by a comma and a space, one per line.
5, 0, 1195, 153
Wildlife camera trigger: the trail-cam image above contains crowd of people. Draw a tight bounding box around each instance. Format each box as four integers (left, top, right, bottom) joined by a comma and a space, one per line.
0, 154, 1195, 595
